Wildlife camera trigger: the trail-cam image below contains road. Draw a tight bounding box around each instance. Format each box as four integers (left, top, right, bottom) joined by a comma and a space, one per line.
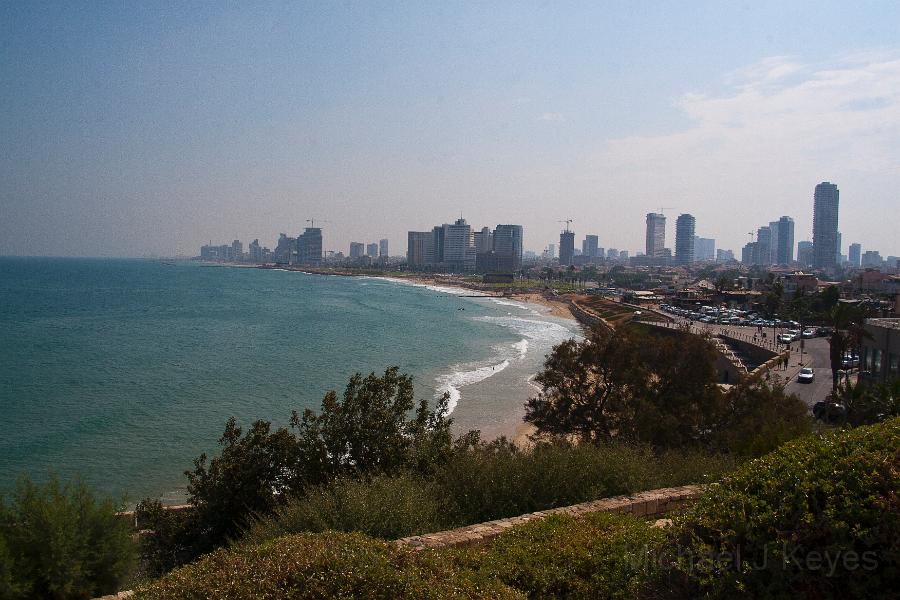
658, 317, 835, 409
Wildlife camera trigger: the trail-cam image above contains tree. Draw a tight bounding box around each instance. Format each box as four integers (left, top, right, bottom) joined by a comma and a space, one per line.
525, 326, 725, 448
185, 418, 301, 552
828, 303, 871, 391
524, 327, 648, 444
291, 367, 453, 486
139, 367, 455, 570
0, 475, 135, 599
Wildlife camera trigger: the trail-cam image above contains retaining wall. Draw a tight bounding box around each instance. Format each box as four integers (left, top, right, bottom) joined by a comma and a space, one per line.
395, 484, 702, 550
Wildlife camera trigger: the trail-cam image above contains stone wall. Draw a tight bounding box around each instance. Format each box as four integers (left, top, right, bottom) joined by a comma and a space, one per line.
395, 485, 701, 550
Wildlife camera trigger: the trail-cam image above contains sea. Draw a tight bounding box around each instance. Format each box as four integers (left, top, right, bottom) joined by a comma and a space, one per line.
0, 257, 579, 503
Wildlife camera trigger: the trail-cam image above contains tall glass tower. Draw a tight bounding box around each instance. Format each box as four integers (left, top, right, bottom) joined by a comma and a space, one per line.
812, 182, 839, 269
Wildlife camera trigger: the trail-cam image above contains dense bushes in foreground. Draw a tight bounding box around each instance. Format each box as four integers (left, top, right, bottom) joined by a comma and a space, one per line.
661, 416, 900, 599
243, 441, 734, 545
136, 419, 899, 599
0, 475, 134, 600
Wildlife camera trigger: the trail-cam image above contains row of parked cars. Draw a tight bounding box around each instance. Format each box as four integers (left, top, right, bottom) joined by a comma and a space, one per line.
658, 304, 826, 332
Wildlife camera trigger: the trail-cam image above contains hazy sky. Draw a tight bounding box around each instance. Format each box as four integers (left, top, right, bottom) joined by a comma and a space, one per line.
2, 1, 899, 258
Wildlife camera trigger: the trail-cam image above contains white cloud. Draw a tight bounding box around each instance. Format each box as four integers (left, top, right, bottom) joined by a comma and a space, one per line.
587, 53, 900, 254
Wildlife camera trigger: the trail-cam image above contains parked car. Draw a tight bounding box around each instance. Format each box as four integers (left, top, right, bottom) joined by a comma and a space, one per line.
798, 367, 814, 383
802, 328, 817, 338
778, 334, 794, 344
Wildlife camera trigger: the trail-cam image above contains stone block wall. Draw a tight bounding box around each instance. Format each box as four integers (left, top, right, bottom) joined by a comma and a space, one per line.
395, 485, 701, 550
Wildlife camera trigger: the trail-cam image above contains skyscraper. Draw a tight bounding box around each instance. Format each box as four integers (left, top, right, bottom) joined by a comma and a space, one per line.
694, 237, 715, 261
297, 227, 323, 265
407, 231, 432, 268
775, 216, 795, 264
756, 226, 772, 267
349, 242, 365, 258
812, 182, 839, 269
492, 224, 524, 271
797, 240, 814, 267
366, 243, 378, 258
441, 218, 476, 271
645, 213, 666, 257
849, 243, 861, 267
559, 229, 575, 266
674, 214, 696, 265
582, 235, 599, 259
379, 238, 389, 257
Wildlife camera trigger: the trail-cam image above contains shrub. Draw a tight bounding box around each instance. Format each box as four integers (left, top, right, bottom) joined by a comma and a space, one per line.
135, 532, 521, 599
242, 473, 446, 545
660, 418, 900, 599
241, 440, 735, 547
453, 512, 665, 600
0, 475, 135, 599
435, 440, 733, 527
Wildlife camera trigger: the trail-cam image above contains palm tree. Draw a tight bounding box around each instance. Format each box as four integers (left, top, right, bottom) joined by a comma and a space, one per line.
828, 303, 871, 392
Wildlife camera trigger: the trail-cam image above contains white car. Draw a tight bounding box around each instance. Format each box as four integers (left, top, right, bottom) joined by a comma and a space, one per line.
798, 368, 814, 383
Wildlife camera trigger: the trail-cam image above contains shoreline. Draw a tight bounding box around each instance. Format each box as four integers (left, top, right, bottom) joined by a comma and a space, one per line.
215, 262, 579, 450
248, 263, 579, 323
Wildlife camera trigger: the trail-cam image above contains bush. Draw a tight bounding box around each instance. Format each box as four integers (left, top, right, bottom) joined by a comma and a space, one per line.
0, 475, 135, 599
435, 439, 734, 527
135, 532, 521, 599
242, 439, 734, 547
453, 512, 665, 599
242, 473, 446, 545
661, 418, 900, 599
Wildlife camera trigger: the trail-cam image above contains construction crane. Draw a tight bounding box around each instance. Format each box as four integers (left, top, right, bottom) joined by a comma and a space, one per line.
306, 218, 330, 229
655, 207, 675, 215
747, 231, 755, 243
558, 219, 573, 233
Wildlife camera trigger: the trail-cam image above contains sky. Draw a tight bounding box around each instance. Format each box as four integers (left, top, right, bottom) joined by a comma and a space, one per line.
2, 1, 899, 258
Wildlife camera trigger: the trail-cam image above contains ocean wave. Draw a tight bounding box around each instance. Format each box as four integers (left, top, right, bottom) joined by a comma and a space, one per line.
378, 277, 488, 297
490, 298, 529, 309
475, 315, 574, 343
512, 338, 529, 359
435, 359, 510, 414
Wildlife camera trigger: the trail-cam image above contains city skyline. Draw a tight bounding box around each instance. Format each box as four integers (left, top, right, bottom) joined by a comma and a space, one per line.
2, 4, 900, 258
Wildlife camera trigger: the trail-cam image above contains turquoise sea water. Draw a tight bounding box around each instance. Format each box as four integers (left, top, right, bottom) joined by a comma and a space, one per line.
0, 258, 577, 502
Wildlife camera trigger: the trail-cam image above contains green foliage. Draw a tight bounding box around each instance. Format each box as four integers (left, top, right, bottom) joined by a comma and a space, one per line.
829, 378, 900, 427
526, 326, 810, 454
185, 418, 301, 554
714, 380, 812, 457
0, 475, 135, 600
135, 532, 521, 600
242, 473, 446, 545
138, 367, 454, 571
453, 512, 665, 600
291, 367, 454, 485
243, 439, 735, 547
662, 418, 900, 599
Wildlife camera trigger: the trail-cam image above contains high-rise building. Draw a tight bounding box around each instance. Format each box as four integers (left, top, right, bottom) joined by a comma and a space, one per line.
474, 227, 493, 253
477, 224, 524, 273
297, 227, 323, 265
716, 249, 734, 263
645, 213, 666, 257
849, 243, 862, 267
694, 237, 715, 261
812, 182, 840, 269
742, 242, 757, 265
366, 243, 378, 258
274, 233, 296, 264
349, 242, 365, 258
379, 238, 389, 257
559, 229, 575, 266
862, 250, 883, 267
675, 214, 696, 265
756, 226, 772, 266
797, 240, 814, 267
407, 231, 432, 268
776, 216, 795, 264
492, 224, 523, 271
248, 239, 262, 262
607, 248, 619, 259
440, 218, 476, 271
582, 235, 599, 259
